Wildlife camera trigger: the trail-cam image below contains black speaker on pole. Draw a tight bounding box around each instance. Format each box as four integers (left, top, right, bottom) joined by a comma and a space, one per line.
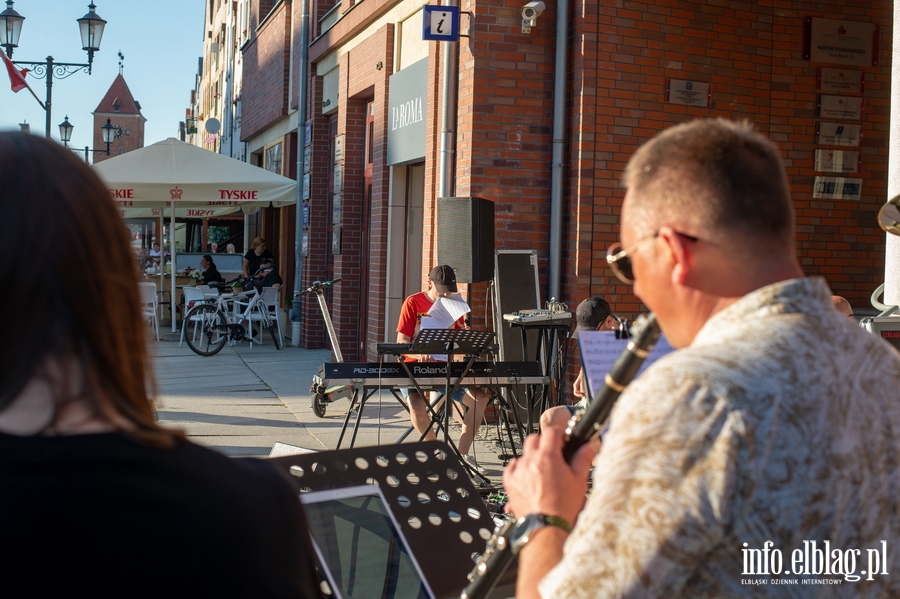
436, 196, 495, 283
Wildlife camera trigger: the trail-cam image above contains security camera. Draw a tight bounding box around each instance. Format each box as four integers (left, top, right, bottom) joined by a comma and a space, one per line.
521, 1, 545, 34
521, 1, 545, 20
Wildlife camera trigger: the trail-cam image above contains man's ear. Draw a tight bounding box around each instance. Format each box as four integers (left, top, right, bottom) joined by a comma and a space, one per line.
658, 227, 693, 285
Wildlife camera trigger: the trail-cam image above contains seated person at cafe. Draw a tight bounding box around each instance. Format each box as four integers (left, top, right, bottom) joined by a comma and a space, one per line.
259, 259, 283, 289
200, 254, 225, 285
147, 242, 163, 266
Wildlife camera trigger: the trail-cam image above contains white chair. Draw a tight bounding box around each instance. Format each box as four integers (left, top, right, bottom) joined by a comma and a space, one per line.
179, 287, 209, 347
138, 282, 159, 341
262, 286, 284, 345
196, 284, 218, 299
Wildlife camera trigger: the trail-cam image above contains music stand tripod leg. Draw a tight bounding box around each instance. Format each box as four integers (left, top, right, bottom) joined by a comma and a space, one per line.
335, 388, 359, 449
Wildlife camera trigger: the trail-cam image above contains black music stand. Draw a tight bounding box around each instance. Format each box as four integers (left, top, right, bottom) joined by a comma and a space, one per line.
267, 441, 510, 599
401, 329, 495, 481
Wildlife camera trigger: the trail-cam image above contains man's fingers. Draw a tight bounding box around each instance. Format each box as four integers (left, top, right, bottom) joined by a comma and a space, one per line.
570, 438, 601, 479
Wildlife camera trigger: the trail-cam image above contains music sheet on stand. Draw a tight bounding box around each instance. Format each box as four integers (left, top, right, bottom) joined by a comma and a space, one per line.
419, 294, 471, 361
578, 331, 675, 399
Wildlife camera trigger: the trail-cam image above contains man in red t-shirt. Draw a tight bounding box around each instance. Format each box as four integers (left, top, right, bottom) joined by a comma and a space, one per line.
396, 265, 491, 474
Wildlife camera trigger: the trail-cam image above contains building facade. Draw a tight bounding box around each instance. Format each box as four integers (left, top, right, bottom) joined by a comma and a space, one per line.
195, 0, 892, 361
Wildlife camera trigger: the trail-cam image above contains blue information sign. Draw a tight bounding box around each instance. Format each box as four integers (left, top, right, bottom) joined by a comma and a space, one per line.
422, 5, 460, 42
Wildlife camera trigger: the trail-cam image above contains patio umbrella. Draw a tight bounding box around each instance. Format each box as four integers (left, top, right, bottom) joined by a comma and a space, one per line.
93, 138, 298, 331
93, 137, 297, 218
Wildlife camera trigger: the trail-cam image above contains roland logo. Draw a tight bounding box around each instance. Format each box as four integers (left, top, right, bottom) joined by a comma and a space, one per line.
412, 364, 447, 375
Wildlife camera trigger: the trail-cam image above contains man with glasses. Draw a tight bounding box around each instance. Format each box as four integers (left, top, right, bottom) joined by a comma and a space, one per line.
502, 119, 900, 598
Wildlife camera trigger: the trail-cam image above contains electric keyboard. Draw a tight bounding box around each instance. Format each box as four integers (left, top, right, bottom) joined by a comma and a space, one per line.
314, 361, 547, 388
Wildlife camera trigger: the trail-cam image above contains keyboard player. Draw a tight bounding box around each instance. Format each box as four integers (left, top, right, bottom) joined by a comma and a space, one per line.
395, 265, 491, 475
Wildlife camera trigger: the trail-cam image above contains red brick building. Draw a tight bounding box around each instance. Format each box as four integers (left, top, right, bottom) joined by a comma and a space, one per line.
237, 0, 891, 360
92, 74, 146, 163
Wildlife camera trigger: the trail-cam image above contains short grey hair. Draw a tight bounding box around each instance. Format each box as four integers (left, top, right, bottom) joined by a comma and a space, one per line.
622, 119, 794, 252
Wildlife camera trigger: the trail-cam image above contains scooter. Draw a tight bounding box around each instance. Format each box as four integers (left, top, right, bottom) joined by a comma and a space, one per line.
298, 278, 353, 417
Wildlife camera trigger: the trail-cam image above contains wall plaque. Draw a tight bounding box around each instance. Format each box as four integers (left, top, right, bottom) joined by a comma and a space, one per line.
813, 176, 862, 200
805, 18, 878, 66
819, 95, 863, 120
666, 79, 710, 107
332, 194, 342, 225
334, 134, 344, 163
333, 164, 343, 194
815, 150, 860, 173
817, 68, 864, 93
817, 122, 861, 147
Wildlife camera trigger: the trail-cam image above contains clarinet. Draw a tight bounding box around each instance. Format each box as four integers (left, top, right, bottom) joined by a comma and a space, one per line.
460, 314, 661, 599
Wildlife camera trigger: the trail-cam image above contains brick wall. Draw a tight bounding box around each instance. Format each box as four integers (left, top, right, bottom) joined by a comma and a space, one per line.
241, 2, 291, 140
566, 0, 892, 315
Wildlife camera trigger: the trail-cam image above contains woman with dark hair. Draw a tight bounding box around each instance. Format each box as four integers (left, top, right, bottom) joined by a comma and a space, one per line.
0, 132, 321, 597
200, 253, 225, 285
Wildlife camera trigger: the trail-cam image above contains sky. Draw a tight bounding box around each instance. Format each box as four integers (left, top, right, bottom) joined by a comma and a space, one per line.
0, 0, 206, 151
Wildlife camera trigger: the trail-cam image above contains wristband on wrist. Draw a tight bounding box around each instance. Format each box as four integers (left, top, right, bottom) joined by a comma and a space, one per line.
509, 513, 573, 553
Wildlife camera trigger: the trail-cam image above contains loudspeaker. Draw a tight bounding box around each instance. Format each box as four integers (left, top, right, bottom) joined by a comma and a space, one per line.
436, 197, 494, 283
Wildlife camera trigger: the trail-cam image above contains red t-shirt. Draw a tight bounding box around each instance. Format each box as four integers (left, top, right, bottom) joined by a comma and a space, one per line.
396, 291, 464, 362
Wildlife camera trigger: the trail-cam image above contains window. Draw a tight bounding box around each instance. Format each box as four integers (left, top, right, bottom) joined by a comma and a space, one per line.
265, 143, 283, 175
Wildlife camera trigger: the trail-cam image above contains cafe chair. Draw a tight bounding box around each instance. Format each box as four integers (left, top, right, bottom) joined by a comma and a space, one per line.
137, 282, 160, 341
178, 287, 209, 347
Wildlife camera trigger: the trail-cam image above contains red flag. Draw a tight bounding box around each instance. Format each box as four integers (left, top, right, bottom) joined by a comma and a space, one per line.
1, 49, 29, 93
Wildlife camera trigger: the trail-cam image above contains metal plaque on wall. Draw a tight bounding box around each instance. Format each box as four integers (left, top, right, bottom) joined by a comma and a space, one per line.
817, 68, 864, 94
813, 176, 862, 200
817, 122, 861, 147
819, 95, 863, 120
815, 150, 860, 173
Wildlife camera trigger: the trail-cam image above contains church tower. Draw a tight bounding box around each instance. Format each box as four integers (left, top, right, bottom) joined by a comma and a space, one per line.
92, 69, 146, 164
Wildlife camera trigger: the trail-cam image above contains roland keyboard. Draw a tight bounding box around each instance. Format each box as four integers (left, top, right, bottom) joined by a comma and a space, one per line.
314, 361, 547, 388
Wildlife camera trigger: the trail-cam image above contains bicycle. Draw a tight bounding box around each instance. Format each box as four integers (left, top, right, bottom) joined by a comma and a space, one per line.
183, 286, 281, 356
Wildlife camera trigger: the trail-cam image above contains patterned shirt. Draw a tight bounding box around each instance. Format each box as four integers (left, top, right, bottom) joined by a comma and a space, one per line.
540, 278, 900, 598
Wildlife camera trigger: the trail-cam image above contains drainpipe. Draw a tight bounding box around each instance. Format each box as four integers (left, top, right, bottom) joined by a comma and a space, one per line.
548, 0, 569, 301
292, 0, 310, 345
438, 1, 459, 199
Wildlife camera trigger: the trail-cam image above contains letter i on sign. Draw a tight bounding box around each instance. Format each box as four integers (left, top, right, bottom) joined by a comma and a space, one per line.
432, 11, 447, 34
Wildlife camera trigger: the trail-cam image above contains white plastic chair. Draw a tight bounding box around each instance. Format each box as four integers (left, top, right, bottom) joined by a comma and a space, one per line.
137, 282, 159, 341
261, 287, 284, 345
179, 287, 209, 347
196, 284, 219, 299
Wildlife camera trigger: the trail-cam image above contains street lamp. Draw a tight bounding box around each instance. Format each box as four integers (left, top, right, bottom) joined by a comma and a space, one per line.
58, 115, 114, 163
0, 1, 107, 139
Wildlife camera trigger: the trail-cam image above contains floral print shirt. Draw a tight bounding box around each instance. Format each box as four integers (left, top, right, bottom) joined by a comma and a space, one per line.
540, 277, 900, 598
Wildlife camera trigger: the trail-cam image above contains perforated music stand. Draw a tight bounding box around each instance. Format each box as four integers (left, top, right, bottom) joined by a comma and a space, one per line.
267, 441, 503, 599
401, 329, 495, 482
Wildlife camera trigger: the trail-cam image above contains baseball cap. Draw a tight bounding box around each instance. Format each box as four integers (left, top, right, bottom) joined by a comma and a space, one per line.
573, 297, 611, 337
429, 265, 458, 293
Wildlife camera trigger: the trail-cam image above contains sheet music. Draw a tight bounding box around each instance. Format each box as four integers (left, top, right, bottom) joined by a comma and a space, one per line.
419, 295, 470, 361
427, 294, 470, 328
578, 330, 675, 399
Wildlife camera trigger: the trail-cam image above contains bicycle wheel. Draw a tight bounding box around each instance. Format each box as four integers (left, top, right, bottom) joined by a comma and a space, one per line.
184, 304, 229, 356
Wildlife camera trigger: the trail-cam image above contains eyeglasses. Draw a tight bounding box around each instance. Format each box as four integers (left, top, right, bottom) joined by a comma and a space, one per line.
607, 230, 698, 284
606, 232, 659, 284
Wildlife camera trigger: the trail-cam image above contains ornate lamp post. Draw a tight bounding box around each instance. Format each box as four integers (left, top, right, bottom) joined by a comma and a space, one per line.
0, 1, 107, 139
58, 115, 114, 163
